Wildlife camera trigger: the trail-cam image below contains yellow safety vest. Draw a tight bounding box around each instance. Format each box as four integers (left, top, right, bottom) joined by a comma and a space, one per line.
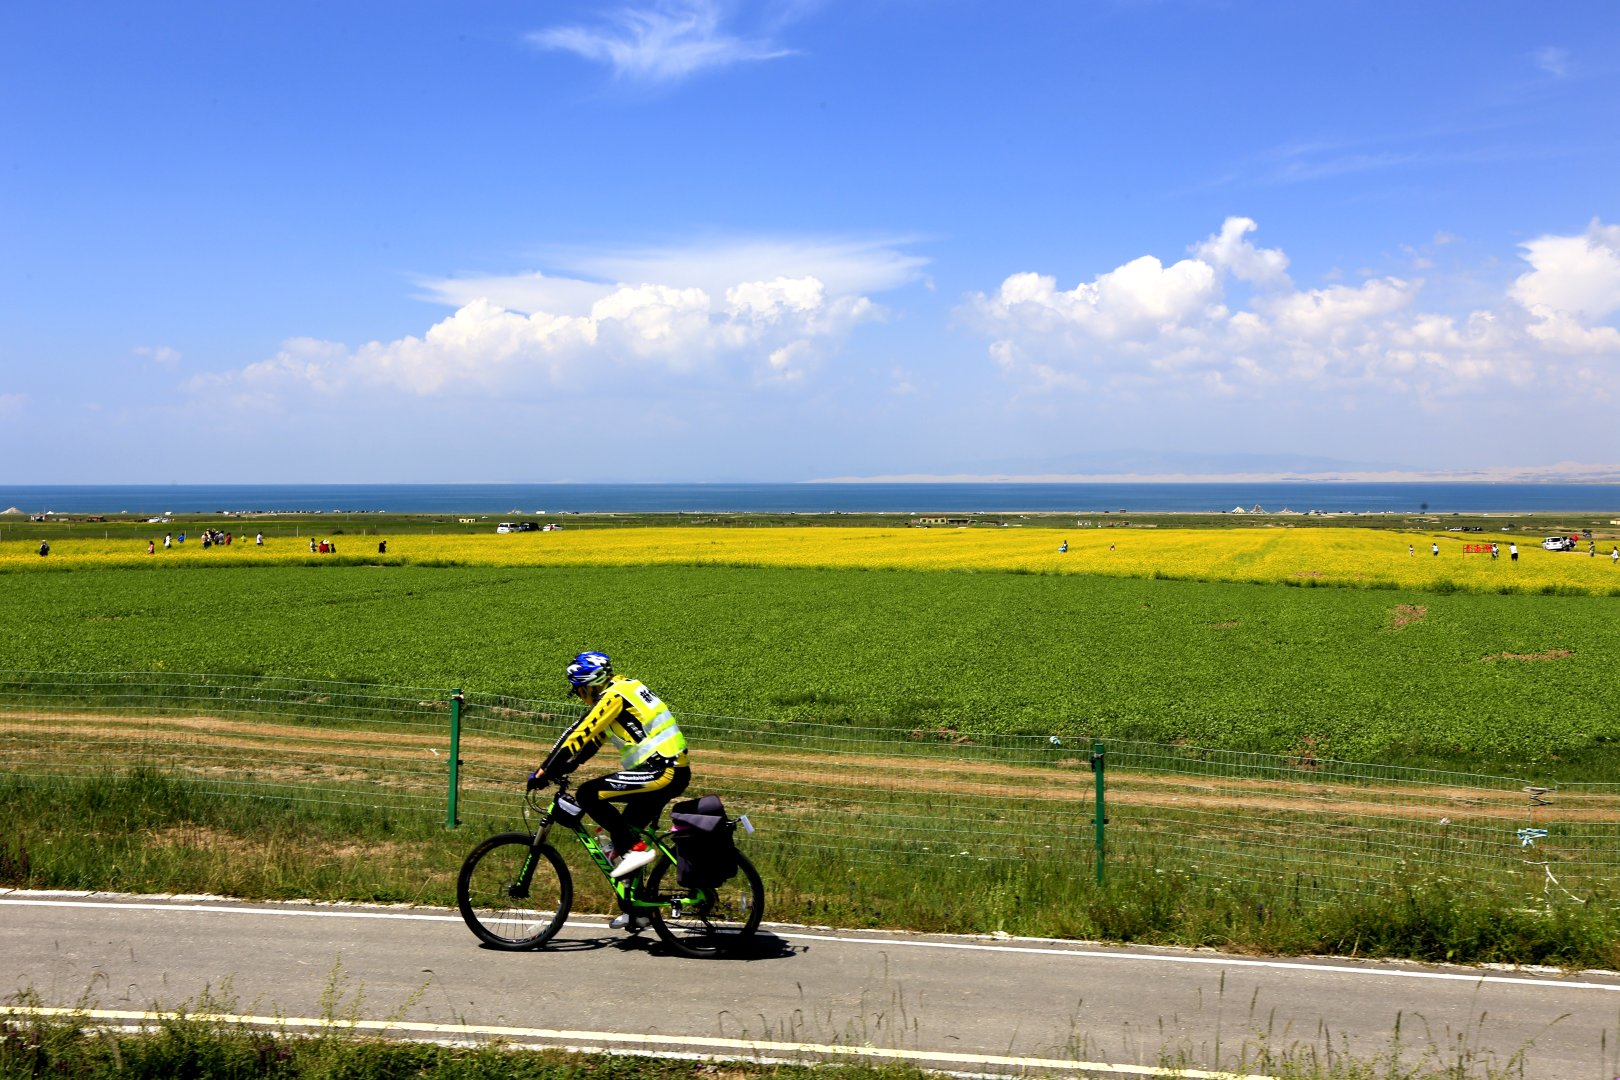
602, 678, 688, 769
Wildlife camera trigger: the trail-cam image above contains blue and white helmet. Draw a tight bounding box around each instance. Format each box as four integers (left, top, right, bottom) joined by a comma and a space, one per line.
566, 651, 613, 689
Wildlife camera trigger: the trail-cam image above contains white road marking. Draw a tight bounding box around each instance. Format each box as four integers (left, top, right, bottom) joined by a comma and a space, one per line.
3, 892, 1617, 993
4, 1005, 1273, 1080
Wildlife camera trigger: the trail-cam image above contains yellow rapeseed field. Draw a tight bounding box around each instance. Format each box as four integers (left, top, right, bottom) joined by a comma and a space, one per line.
5, 526, 1619, 595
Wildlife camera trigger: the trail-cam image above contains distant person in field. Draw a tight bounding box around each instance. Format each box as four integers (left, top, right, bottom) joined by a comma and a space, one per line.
1612, 547, 1618, 564
38, 539, 49, 557
1058, 540, 1068, 553
164, 533, 172, 548
1408, 544, 1414, 557
256, 532, 264, 545
527, 651, 690, 931
1510, 543, 1518, 562
1431, 543, 1439, 556
147, 539, 155, 555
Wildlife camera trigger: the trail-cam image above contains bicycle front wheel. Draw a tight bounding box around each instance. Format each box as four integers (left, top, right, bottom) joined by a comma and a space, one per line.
646, 850, 764, 958
457, 832, 572, 949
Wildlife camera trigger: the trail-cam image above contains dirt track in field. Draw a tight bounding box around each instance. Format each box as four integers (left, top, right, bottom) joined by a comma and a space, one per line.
3, 711, 1613, 823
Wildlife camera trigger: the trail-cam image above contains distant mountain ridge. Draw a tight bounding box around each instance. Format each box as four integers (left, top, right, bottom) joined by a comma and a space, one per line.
813, 462, 1620, 484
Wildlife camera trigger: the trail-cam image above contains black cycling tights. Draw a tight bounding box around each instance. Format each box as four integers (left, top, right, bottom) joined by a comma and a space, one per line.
575, 764, 691, 852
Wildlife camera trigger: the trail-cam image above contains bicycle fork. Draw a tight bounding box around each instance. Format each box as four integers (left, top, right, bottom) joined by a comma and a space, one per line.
507, 819, 556, 900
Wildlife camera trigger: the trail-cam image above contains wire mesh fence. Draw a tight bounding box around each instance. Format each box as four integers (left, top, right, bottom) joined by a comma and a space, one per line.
1, 670, 1614, 905
1102, 743, 1544, 902
0, 669, 454, 818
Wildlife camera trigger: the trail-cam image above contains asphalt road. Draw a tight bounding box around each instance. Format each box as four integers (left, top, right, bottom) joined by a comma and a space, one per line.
3, 890, 1619, 1079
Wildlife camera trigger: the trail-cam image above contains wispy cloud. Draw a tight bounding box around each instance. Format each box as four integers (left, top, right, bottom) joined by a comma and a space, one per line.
417, 236, 929, 315
133, 345, 181, 368
1533, 45, 1571, 79
530, 0, 797, 84
1237, 132, 1526, 187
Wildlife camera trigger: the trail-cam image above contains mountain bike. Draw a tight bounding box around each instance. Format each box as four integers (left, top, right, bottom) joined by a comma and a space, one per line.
456, 776, 764, 959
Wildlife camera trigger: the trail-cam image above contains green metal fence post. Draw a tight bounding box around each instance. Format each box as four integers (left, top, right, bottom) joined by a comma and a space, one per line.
447, 689, 464, 828
1091, 740, 1106, 885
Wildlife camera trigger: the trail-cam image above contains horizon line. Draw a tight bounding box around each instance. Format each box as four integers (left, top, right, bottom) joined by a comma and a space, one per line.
7, 467, 1620, 487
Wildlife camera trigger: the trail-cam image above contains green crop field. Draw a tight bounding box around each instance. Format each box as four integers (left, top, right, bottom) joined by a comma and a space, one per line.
3, 559, 1617, 777
6, 544, 1620, 970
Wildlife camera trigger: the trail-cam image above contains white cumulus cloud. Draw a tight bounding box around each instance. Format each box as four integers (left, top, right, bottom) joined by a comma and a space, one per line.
986, 254, 1221, 344
966, 216, 1620, 399
1509, 221, 1620, 355
1193, 216, 1292, 287
191, 237, 913, 406
1510, 220, 1620, 321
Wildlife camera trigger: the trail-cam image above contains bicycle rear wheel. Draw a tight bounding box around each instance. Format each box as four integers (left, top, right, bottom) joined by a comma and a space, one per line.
646, 850, 764, 958
457, 832, 572, 949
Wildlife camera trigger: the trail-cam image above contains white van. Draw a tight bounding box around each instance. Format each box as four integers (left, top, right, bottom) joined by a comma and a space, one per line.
496, 522, 516, 533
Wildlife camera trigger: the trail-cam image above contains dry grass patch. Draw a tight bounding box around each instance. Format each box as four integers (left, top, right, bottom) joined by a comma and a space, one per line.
1390, 604, 1428, 630
146, 823, 263, 856
1483, 648, 1574, 662
144, 824, 410, 864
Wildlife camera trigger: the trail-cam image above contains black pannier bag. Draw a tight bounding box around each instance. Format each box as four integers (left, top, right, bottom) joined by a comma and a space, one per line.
669, 794, 740, 890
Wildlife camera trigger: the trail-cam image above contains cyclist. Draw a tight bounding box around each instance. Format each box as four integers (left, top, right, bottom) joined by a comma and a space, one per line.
528, 652, 690, 923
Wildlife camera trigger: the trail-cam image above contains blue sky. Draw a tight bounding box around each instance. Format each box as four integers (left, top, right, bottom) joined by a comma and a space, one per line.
4, 1, 1619, 483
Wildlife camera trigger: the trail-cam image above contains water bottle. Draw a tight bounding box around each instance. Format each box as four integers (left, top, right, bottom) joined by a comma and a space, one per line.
595, 828, 615, 861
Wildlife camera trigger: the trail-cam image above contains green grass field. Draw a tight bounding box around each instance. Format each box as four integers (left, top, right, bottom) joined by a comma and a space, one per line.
2, 1001, 1540, 1080
3, 561, 1618, 776
5, 541, 1620, 972
6, 767, 1616, 972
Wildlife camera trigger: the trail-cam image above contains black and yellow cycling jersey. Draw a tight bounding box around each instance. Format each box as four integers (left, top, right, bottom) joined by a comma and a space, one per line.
541, 675, 689, 776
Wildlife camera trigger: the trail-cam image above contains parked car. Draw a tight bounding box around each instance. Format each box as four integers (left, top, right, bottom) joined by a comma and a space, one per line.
496, 522, 516, 533
1542, 536, 1575, 551
516, 521, 540, 532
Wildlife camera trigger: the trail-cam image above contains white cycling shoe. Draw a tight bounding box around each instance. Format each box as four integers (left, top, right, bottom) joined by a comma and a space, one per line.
610, 913, 651, 932
609, 844, 658, 879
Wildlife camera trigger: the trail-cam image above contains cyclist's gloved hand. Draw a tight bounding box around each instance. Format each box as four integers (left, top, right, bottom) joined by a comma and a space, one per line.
526, 769, 547, 791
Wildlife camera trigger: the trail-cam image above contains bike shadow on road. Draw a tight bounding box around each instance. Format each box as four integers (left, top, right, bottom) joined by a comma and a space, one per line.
635, 932, 798, 962
471, 927, 799, 961
476, 931, 799, 961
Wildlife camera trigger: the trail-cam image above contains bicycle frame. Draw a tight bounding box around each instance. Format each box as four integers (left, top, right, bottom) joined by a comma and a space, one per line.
525, 778, 693, 915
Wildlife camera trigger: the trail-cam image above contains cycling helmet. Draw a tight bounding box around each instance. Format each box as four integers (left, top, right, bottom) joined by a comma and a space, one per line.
566, 651, 613, 690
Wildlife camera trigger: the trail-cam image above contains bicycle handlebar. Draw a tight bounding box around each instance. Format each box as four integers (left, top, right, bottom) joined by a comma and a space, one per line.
522, 773, 573, 820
